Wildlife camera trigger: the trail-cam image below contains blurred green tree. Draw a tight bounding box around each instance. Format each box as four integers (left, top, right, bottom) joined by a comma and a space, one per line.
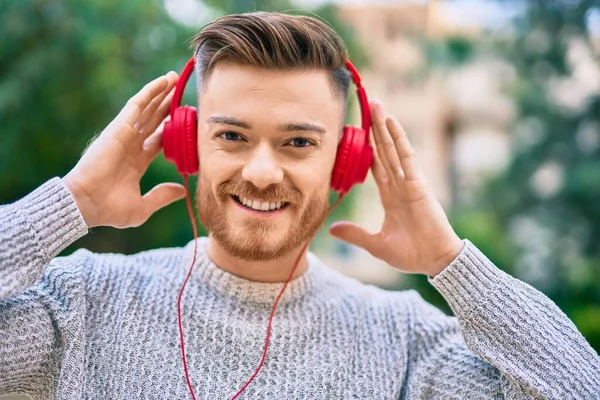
0, 0, 198, 254
0, 0, 364, 255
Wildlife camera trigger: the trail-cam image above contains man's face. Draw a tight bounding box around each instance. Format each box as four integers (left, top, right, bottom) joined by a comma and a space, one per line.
196, 63, 344, 261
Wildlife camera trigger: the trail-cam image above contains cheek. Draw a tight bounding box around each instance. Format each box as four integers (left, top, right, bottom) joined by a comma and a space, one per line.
316, 140, 339, 184
289, 159, 336, 202
197, 158, 229, 204
289, 139, 339, 187
200, 146, 242, 182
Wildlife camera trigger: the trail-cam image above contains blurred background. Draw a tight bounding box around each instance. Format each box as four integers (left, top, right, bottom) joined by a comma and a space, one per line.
1, 0, 599, 352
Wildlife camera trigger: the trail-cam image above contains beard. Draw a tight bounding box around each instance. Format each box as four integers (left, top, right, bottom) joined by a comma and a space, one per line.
196, 177, 330, 262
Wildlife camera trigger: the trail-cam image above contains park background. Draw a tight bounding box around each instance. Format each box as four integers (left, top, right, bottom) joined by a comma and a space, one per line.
2, 0, 600, 354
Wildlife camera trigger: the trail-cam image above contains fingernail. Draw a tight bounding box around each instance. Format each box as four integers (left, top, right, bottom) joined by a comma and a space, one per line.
372, 101, 383, 119
133, 122, 140, 131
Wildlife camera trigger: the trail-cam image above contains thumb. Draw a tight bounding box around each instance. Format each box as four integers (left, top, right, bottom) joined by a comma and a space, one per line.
141, 182, 187, 219
329, 221, 376, 253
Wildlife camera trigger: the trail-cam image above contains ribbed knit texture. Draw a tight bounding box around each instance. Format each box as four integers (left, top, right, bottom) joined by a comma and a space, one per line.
0, 177, 599, 399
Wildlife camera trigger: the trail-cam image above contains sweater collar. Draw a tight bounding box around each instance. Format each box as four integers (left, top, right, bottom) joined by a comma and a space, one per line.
184, 238, 325, 304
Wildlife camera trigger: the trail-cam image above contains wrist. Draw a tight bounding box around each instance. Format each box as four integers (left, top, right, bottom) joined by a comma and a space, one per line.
426, 236, 465, 278
62, 174, 96, 228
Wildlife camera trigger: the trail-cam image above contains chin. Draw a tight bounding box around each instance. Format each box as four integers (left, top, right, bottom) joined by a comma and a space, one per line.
198, 180, 328, 262
214, 229, 297, 262
233, 217, 290, 244
214, 212, 300, 261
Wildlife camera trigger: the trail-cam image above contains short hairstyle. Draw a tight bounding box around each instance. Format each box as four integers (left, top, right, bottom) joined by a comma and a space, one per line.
191, 12, 351, 102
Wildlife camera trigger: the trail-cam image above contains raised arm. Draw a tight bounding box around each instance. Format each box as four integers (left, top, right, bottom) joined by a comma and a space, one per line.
0, 72, 183, 396
0, 179, 87, 300
402, 241, 600, 398
329, 101, 600, 398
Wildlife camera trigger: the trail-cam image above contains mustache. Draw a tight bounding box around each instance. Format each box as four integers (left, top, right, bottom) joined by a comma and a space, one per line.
217, 180, 303, 204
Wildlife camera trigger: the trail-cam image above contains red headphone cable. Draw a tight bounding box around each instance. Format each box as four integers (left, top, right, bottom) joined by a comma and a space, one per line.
177, 175, 200, 400
176, 174, 344, 399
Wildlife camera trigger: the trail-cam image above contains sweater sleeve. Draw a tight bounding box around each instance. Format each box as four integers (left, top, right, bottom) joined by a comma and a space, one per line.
0, 178, 89, 396
0, 177, 88, 300
401, 240, 600, 399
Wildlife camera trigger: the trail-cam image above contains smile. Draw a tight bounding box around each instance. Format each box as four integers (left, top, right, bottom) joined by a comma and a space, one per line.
231, 195, 289, 212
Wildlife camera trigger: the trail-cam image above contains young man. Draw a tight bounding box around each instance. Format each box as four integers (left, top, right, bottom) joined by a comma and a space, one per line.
1, 12, 598, 399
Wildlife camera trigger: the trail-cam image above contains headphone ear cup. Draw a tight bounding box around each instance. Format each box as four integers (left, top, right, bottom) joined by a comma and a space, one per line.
331, 125, 373, 194
331, 127, 353, 192
163, 106, 199, 175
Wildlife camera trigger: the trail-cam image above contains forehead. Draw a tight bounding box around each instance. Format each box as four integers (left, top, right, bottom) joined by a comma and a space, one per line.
199, 63, 343, 125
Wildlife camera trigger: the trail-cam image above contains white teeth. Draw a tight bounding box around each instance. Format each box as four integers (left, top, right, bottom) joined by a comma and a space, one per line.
234, 195, 286, 211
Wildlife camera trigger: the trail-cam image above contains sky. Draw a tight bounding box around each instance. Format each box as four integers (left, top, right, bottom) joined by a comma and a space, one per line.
163, 0, 599, 38
293, 0, 525, 28
164, 0, 524, 28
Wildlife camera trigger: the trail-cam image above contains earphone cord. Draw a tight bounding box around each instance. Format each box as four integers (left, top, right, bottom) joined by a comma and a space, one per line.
178, 175, 200, 400
177, 174, 345, 399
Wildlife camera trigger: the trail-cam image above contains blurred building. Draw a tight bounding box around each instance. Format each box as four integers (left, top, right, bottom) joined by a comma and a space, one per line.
317, 1, 515, 284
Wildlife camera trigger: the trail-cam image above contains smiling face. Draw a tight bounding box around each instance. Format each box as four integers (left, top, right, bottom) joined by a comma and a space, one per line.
195, 63, 345, 261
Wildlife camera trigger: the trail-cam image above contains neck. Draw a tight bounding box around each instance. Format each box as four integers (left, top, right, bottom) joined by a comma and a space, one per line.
206, 235, 309, 283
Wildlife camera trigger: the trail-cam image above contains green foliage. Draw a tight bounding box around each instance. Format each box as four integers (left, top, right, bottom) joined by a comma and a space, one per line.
425, 36, 475, 68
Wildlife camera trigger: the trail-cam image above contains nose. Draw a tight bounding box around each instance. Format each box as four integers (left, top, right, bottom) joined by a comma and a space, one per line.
241, 144, 284, 189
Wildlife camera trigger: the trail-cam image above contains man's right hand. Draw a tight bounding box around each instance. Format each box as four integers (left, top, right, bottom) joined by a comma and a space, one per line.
63, 72, 187, 229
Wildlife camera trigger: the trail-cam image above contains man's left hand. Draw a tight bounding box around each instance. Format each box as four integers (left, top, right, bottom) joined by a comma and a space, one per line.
329, 101, 464, 277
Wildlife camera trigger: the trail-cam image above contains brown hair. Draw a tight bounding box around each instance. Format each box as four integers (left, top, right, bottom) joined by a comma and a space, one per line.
191, 12, 350, 101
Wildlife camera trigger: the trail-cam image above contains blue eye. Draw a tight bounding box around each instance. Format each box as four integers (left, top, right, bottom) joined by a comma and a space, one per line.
221, 132, 242, 141
290, 138, 312, 148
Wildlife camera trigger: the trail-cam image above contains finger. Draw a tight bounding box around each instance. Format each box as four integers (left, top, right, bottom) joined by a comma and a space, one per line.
142, 122, 165, 158
370, 101, 393, 173
329, 221, 377, 254
386, 116, 425, 181
115, 75, 170, 127
141, 88, 175, 139
136, 71, 178, 136
140, 183, 187, 221
369, 131, 389, 186
371, 101, 403, 179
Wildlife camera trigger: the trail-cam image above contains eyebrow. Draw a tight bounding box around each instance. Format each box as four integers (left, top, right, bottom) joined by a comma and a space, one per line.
280, 122, 326, 134
207, 115, 326, 134
207, 116, 251, 129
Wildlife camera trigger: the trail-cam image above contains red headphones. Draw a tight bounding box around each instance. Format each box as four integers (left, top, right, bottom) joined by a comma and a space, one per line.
163, 56, 373, 194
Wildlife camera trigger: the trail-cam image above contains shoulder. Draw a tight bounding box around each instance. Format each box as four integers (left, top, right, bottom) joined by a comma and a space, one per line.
45, 239, 192, 299
48, 241, 186, 273
309, 256, 458, 350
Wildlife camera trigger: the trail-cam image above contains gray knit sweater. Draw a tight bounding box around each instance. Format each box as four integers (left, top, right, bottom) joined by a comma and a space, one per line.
1, 177, 599, 399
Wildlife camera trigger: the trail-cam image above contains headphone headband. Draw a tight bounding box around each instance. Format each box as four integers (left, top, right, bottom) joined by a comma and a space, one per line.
169, 57, 196, 116
344, 60, 371, 137
169, 57, 371, 142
